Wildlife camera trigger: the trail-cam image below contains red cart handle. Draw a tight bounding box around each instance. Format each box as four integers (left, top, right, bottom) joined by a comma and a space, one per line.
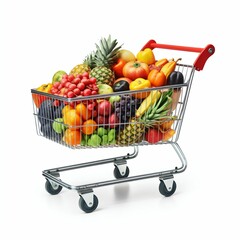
141, 39, 215, 71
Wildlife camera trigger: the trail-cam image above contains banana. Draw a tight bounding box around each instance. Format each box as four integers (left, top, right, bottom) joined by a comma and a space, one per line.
135, 90, 161, 117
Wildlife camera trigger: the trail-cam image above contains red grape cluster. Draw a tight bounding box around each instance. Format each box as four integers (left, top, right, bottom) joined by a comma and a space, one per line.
51, 72, 98, 98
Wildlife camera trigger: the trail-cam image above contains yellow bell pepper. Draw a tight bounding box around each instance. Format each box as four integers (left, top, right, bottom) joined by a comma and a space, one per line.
136, 48, 156, 65
129, 78, 151, 99
37, 83, 53, 93
32, 83, 53, 108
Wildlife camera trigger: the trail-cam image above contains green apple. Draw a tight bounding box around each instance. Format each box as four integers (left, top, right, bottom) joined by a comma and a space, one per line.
52, 70, 67, 83
98, 84, 113, 95
109, 95, 121, 106
52, 118, 66, 134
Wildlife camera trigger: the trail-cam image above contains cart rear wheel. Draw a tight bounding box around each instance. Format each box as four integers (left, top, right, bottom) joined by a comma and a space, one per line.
79, 195, 99, 213
159, 180, 176, 197
45, 179, 62, 195
113, 166, 130, 179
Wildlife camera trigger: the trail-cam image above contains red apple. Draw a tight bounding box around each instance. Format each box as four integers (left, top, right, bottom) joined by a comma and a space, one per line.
94, 115, 109, 125
145, 128, 163, 144
98, 100, 112, 116
108, 113, 119, 128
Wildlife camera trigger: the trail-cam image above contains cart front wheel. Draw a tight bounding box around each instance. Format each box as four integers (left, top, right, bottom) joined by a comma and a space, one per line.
159, 180, 177, 197
79, 195, 99, 213
113, 166, 130, 179
45, 179, 63, 195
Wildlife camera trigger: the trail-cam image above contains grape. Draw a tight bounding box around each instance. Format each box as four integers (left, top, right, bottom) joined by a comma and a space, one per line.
114, 102, 120, 108
53, 82, 60, 88
82, 72, 89, 78
83, 88, 91, 96
72, 78, 80, 85
89, 77, 96, 84
120, 100, 125, 106
67, 91, 75, 98
68, 74, 75, 81
50, 73, 99, 98
65, 82, 71, 88
77, 82, 85, 91
73, 88, 80, 95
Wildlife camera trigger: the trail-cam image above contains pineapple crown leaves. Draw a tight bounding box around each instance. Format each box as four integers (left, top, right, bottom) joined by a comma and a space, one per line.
94, 35, 123, 68
83, 51, 97, 69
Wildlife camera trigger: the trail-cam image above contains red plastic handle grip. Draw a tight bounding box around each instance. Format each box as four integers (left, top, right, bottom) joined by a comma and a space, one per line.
141, 39, 215, 71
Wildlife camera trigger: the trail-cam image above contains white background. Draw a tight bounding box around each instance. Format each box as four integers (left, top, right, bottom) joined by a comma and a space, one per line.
1, 0, 240, 239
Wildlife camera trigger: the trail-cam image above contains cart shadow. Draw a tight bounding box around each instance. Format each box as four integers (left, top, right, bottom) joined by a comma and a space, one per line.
113, 183, 130, 201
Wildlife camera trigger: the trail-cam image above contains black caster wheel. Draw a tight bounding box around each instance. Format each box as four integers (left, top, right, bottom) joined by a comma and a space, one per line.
79, 195, 99, 213
159, 180, 177, 197
113, 166, 130, 179
45, 179, 62, 195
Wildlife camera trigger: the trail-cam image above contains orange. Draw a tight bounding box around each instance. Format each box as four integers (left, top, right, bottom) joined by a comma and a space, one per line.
63, 129, 81, 146
63, 109, 82, 129
82, 119, 97, 135
62, 105, 73, 115
76, 103, 92, 121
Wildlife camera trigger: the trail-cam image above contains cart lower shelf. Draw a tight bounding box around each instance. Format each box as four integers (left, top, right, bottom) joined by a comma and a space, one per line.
43, 142, 187, 213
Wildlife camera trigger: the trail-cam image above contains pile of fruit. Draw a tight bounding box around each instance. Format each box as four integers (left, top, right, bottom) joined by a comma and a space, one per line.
32, 35, 184, 147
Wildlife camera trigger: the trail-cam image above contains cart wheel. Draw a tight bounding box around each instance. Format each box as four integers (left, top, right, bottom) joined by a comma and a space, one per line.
45, 179, 62, 195
113, 166, 130, 179
159, 180, 177, 197
79, 195, 99, 213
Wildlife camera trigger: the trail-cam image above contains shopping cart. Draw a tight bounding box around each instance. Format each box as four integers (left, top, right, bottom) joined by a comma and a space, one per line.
31, 40, 215, 213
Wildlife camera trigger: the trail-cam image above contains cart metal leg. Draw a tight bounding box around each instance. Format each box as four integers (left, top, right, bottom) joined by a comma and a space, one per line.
43, 143, 187, 212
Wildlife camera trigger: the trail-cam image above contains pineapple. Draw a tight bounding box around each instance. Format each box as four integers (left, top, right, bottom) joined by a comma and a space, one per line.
90, 35, 122, 86
117, 118, 144, 145
69, 52, 95, 76
69, 63, 91, 76
117, 90, 174, 146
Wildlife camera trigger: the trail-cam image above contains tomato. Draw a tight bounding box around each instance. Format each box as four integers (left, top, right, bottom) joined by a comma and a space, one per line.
147, 69, 166, 87
112, 59, 126, 78
122, 61, 150, 80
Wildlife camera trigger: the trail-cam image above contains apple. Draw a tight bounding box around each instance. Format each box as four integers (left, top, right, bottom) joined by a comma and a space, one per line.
109, 95, 121, 106
98, 84, 113, 95
94, 115, 109, 125
108, 113, 119, 128
145, 128, 163, 143
98, 100, 112, 116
